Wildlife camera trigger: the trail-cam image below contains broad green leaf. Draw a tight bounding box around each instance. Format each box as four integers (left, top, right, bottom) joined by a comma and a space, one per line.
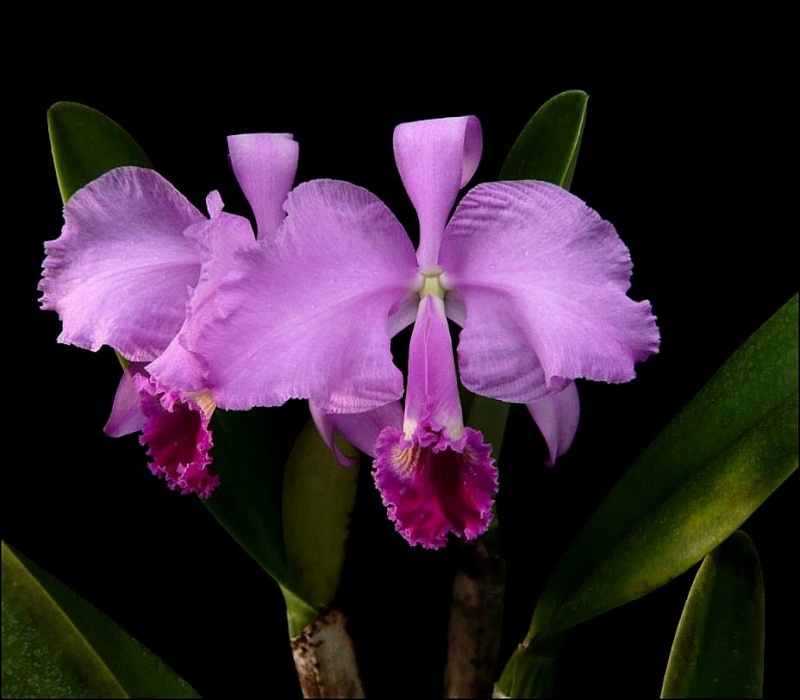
204, 408, 298, 593
661, 531, 764, 698
2, 542, 198, 698
468, 90, 588, 454
527, 295, 798, 642
498, 89, 588, 185
281, 422, 360, 636
48, 102, 152, 203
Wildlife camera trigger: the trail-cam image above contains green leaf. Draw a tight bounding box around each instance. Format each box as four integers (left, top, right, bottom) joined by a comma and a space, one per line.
498, 89, 588, 186
527, 295, 798, 642
48, 102, 152, 203
467, 90, 588, 453
494, 636, 563, 699
661, 531, 764, 698
281, 422, 360, 636
466, 394, 511, 465
2, 542, 198, 698
279, 585, 321, 644
203, 408, 297, 593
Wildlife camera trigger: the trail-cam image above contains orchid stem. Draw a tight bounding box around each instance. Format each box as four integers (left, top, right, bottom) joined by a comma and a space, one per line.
290, 608, 365, 698
444, 539, 507, 698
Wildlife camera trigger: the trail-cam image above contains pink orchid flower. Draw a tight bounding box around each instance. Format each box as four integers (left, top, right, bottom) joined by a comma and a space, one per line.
191, 116, 659, 547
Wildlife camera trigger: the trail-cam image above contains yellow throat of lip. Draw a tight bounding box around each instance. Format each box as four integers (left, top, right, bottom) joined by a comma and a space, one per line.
185, 389, 216, 417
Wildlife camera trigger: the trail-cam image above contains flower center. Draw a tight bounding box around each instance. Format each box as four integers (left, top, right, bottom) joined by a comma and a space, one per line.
417, 269, 447, 299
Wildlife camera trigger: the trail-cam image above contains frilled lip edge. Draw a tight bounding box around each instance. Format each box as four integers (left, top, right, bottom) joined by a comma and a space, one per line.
372, 423, 497, 549
136, 375, 219, 499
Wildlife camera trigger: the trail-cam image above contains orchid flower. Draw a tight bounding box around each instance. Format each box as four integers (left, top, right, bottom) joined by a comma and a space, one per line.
39, 133, 299, 497
191, 116, 660, 548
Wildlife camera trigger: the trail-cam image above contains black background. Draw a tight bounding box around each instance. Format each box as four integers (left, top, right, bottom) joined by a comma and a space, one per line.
8, 19, 797, 698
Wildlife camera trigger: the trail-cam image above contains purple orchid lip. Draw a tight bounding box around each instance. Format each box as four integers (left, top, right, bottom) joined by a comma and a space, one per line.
372, 296, 497, 549
135, 373, 218, 499
373, 425, 496, 549
105, 364, 219, 498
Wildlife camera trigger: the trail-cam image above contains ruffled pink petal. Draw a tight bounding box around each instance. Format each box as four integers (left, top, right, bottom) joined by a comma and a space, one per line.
310, 400, 404, 467
197, 179, 419, 413
373, 425, 497, 549
147, 192, 257, 393
227, 133, 299, 239
134, 373, 218, 499
393, 116, 482, 268
526, 381, 580, 467
440, 180, 660, 403
39, 167, 206, 361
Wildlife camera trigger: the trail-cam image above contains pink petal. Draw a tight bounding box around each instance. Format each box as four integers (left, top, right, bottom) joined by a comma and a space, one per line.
227, 133, 299, 239
404, 295, 464, 438
393, 116, 482, 268
310, 400, 403, 467
147, 194, 257, 393
104, 363, 148, 437
526, 381, 580, 466
197, 180, 420, 413
40, 167, 206, 361
440, 181, 660, 403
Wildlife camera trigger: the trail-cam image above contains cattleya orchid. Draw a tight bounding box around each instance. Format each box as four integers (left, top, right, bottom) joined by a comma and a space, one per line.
187, 116, 660, 548
39, 134, 300, 497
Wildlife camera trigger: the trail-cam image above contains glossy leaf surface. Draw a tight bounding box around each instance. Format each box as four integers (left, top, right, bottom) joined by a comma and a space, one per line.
204, 408, 298, 594
498, 89, 588, 185
661, 531, 764, 698
2, 542, 197, 698
48, 102, 152, 202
